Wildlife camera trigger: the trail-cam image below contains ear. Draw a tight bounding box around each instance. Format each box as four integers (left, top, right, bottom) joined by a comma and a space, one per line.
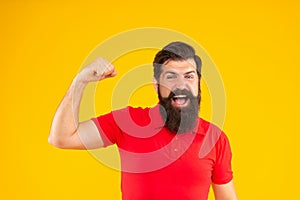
153, 77, 158, 93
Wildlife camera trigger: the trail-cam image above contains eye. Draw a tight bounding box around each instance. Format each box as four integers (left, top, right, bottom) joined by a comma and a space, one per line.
185, 75, 194, 80
166, 74, 177, 80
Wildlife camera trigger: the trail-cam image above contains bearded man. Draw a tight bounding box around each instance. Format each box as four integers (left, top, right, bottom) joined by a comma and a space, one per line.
49, 42, 238, 200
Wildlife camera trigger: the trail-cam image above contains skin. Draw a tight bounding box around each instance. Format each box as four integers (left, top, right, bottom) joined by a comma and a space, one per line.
154, 58, 199, 108
48, 57, 238, 199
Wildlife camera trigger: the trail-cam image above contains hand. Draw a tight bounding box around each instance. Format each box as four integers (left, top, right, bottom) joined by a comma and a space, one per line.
76, 57, 117, 83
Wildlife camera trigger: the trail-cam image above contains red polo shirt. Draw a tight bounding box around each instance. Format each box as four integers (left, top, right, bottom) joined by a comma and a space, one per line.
92, 104, 233, 200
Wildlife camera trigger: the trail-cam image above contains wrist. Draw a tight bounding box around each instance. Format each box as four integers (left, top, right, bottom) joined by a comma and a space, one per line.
72, 74, 88, 89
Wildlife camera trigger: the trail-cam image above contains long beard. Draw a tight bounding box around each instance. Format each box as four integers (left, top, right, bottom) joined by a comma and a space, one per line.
158, 87, 201, 134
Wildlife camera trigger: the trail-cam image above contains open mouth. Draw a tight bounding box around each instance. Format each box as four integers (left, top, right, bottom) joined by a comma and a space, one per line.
171, 95, 189, 106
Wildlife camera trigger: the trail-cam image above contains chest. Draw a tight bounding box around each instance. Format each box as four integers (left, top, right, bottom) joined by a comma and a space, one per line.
120, 133, 216, 200
118, 130, 216, 180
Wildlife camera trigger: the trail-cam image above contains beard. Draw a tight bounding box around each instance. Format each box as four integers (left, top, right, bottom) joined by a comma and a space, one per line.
158, 86, 201, 134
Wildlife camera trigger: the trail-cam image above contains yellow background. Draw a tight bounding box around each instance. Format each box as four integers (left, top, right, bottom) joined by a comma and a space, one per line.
1, 0, 299, 199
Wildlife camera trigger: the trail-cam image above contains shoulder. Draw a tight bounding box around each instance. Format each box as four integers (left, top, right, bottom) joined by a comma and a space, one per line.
198, 118, 230, 158
198, 118, 225, 137
111, 106, 152, 126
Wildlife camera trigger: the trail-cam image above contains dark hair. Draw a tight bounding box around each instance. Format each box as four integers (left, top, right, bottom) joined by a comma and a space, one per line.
153, 41, 202, 81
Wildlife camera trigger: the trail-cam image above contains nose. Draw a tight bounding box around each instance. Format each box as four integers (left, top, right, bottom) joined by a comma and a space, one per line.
174, 76, 187, 90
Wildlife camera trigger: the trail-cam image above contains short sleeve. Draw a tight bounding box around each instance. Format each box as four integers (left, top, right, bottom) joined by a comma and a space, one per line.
92, 111, 122, 147
212, 133, 233, 184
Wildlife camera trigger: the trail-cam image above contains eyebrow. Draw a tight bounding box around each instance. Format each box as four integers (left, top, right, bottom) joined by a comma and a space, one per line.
184, 71, 196, 75
162, 70, 196, 76
163, 71, 177, 76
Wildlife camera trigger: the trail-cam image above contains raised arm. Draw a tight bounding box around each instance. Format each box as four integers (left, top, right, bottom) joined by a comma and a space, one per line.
48, 58, 117, 149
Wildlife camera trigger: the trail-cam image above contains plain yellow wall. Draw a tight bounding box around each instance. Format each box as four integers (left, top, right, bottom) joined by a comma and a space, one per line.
1, 0, 299, 199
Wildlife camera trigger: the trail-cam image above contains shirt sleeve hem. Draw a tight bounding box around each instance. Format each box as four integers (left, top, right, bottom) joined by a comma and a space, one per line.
212, 176, 233, 185
91, 117, 114, 147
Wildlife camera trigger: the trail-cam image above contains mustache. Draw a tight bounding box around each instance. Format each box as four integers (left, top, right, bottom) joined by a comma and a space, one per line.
167, 89, 195, 100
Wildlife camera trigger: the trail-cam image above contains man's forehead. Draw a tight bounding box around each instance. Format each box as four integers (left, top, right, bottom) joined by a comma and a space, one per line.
162, 58, 197, 72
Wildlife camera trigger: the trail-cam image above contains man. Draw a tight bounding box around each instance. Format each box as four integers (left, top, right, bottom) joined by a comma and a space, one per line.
49, 41, 238, 199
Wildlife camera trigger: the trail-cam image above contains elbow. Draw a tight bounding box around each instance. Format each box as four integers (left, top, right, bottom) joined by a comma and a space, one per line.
48, 132, 68, 149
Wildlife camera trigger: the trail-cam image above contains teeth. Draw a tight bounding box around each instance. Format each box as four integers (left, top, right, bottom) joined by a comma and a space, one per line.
173, 95, 187, 98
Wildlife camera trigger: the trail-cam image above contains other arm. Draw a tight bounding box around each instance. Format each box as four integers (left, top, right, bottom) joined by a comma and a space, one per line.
212, 180, 238, 200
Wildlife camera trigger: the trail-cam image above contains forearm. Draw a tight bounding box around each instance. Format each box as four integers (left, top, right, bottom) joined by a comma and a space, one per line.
48, 76, 87, 146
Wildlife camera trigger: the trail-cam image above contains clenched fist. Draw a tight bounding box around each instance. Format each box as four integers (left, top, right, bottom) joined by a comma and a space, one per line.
76, 57, 117, 83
